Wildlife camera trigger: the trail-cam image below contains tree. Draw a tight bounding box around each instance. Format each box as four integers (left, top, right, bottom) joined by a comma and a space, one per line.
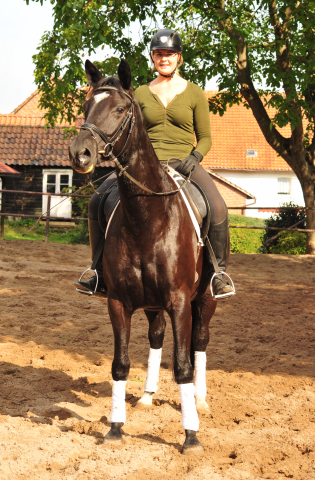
27, 0, 315, 253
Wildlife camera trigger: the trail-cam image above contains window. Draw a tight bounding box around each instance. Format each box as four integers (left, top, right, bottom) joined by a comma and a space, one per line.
278, 177, 291, 194
42, 169, 73, 218
246, 149, 257, 157
46, 174, 56, 193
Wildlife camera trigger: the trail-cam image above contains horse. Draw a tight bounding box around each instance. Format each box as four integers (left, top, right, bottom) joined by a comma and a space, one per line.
69, 58, 217, 455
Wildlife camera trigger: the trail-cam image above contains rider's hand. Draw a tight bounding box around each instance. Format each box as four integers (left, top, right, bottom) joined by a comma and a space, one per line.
175, 151, 203, 176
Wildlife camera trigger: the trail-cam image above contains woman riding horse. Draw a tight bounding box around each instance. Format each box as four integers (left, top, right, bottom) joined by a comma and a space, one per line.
75, 28, 235, 300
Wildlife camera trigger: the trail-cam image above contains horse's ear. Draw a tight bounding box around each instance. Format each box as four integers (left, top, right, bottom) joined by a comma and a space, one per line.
118, 59, 132, 92
85, 59, 103, 86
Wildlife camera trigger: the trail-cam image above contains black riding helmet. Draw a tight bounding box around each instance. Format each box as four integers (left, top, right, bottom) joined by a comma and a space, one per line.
150, 29, 183, 78
150, 29, 183, 53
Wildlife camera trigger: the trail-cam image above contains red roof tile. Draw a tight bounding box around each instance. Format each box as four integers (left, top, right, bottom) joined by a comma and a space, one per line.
0, 88, 296, 171
0, 125, 72, 167
0, 162, 20, 175
202, 91, 292, 171
11, 89, 43, 116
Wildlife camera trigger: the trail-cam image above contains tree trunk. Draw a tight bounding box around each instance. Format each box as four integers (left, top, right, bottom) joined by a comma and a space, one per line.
303, 182, 315, 254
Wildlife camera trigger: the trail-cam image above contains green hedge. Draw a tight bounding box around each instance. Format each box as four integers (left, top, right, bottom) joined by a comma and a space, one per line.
262, 201, 306, 253
229, 214, 265, 253
268, 230, 306, 254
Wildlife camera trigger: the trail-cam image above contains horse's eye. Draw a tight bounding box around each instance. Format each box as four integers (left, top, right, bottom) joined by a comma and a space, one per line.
117, 107, 124, 113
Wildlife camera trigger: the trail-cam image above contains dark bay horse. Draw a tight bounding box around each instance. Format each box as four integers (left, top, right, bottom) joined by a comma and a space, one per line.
69, 59, 217, 454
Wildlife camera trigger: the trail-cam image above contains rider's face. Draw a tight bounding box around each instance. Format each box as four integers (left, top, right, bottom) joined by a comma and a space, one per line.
153, 50, 180, 76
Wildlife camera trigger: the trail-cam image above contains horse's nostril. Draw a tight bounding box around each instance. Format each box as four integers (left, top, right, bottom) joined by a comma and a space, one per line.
83, 148, 91, 157
78, 148, 91, 159
78, 148, 92, 166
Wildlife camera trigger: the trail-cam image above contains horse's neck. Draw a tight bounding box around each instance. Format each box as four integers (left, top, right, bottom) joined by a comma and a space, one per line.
116, 108, 176, 221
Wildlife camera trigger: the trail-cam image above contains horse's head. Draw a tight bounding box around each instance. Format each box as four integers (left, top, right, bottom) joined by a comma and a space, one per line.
69, 59, 133, 174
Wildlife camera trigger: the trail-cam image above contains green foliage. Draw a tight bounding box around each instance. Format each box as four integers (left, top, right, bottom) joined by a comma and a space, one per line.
60, 184, 92, 244
26, 0, 157, 126
229, 214, 265, 254
72, 185, 93, 218
26, 0, 315, 250
26, 0, 315, 137
268, 230, 306, 254
262, 202, 306, 253
68, 221, 89, 244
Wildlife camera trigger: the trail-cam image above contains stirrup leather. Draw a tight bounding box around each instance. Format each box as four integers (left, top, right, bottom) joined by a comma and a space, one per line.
75, 268, 99, 295
210, 271, 236, 300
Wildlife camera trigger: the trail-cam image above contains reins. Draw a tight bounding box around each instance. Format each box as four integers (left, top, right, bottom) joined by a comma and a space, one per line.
81, 86, 192, 196
112, 156, 192, 196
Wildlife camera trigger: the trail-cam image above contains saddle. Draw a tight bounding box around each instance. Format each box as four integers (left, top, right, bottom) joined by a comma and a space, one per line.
97, 169, 211, 244
175, 175, 210, 243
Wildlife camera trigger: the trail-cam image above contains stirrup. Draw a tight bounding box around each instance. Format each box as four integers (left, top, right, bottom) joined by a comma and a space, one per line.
210, 271, 236, 300
75, 268, 98, 295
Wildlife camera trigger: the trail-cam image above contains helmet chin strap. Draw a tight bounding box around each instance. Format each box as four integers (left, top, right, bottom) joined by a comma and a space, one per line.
159, 68, 177, 78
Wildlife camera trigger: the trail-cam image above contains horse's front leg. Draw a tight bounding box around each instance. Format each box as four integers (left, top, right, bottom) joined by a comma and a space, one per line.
192, 293, 216, 412
137, 310, 166, 408
104, 298, 132, 445
167, 299, 203, 455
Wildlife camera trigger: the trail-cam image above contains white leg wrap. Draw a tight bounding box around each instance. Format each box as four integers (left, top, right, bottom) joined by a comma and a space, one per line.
194, 351, 207, 397
179, 383, 199, 431
110, 380, 127, 424
144, 348, 162, 393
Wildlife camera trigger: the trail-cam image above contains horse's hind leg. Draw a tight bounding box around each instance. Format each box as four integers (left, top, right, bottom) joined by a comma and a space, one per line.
104, 298, 132, 445
137, 310, 166, 408
192, 293, 216, 412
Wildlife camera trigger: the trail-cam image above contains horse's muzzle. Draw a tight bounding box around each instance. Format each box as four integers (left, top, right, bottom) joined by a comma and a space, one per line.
69, 140, 96, 174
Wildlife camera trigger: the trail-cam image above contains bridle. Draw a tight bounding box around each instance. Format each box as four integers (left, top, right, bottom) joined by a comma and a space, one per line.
80, 86, 135, 164
80, 85, 192, 196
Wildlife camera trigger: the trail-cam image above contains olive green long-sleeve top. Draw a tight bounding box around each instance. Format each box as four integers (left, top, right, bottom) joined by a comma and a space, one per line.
134, 82, 212, 162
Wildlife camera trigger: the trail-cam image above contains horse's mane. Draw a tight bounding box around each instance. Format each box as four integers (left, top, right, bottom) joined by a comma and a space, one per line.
99, 76, 123, 91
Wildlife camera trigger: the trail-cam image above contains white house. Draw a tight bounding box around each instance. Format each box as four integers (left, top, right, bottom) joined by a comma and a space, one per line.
202, 92, 305, 218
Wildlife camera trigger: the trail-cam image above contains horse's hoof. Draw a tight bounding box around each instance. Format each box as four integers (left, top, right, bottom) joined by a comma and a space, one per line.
103, 422, 123, 445
182, 430, 204, 455
195, 395, 210, 413
135, 391, 153, 409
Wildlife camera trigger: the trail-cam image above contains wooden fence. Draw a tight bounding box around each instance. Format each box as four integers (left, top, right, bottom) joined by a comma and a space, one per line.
1, 189, 315, 243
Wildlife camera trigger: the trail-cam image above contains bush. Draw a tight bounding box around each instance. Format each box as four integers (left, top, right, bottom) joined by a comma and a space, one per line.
268, 230, 306, 254
68, 221, 89, 245
229, 214, 265, 253
63, 184, 92, 245
261, 201, 306, 253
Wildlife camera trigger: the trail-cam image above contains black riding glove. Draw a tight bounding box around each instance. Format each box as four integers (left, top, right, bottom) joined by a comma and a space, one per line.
175, 151, 203, 176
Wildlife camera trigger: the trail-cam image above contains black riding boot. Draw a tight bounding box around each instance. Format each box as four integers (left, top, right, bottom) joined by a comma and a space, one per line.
207, 216, 235, 298
74, 218, 107, 297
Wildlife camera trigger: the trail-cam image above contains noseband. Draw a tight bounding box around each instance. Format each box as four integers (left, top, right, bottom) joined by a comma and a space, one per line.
80, 86, 135, 164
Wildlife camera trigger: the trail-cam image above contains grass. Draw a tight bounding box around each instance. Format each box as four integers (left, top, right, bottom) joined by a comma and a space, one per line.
1, 218, 86, 244
2, 214, 266, 253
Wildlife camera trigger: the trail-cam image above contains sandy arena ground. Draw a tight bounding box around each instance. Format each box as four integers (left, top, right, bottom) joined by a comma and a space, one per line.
0, 239, 314, 480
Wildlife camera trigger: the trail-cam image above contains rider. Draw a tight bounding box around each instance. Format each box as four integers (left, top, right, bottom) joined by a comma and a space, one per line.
75, 28, 235, 299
